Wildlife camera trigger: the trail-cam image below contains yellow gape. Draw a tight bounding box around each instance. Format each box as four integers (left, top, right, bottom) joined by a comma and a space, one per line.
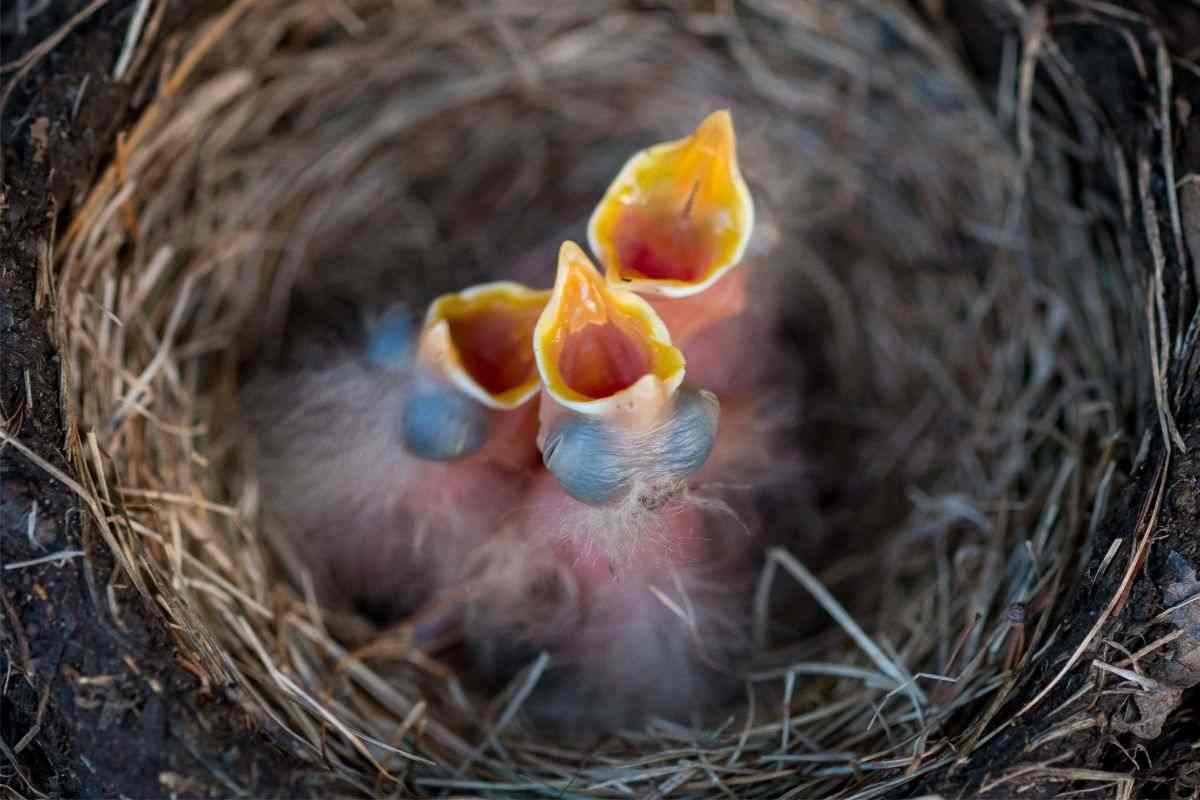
418, 282, 550, 410
588, 110, 754, 298
534, 242, 684, 426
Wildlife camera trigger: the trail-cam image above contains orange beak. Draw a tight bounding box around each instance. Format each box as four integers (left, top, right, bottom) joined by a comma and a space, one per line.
588, 110, 754, 300
417, 281, 549, 411
533, 241, 685, 437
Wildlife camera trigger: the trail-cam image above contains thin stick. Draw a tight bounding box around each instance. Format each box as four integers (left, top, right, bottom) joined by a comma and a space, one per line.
113, 0, 152, 79
1014, 455, 1167, 719
767, 548, 925, 703
4, 550, 86, 570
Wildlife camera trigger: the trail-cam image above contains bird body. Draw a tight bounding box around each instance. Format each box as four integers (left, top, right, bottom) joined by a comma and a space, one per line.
247, 288, 547, 620
245, 354, 530, 622
454, 468, 753, 727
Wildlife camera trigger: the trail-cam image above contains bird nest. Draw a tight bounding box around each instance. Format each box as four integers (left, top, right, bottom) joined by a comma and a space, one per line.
49, 0, 1162, 796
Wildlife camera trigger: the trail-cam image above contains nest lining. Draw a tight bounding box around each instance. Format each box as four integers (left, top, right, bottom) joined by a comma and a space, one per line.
53, 0, 1144, 796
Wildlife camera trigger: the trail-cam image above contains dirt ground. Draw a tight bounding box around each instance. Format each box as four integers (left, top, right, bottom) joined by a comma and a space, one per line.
1, 2, 326, 796
2, 1, 1200, 798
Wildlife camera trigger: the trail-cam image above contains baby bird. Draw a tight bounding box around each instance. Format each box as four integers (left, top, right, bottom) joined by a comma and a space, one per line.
533, 109, 758, 541
533, 242, 709, 511
392, 112, 773, 727
453, 112, 789, 727
460, 241, 749, 727
586, 109, 793, 490
245, 284, 547, 623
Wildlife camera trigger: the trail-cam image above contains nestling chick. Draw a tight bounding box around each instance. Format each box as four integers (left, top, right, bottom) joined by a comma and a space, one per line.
447, 239, 751, 724
531, 109, 759, 551
533, 242, 701, 510
587, 109, 797, 501
245, 286, 545, 621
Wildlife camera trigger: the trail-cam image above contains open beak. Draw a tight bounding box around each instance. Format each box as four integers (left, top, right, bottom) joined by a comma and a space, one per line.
588, 110, 754, 301
534, 241, 684, 433
403, 282, 548, 462
418, 281, 549, 411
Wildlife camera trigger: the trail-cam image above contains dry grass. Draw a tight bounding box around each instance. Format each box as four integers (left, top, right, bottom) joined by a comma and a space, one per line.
8, 0, 1181, 795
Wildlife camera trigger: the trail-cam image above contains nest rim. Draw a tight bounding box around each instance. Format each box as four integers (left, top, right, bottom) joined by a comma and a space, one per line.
39, 1, 1158, 796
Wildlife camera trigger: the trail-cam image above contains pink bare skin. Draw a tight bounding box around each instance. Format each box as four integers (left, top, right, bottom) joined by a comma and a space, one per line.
244, 353, 537, 623
462, 469, 753, 727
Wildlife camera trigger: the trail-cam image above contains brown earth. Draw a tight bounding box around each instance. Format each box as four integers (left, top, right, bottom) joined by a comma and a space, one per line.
1, 2, 326, 796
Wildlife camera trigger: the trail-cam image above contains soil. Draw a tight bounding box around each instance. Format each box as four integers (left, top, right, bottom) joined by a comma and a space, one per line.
1, 2, 323, 796
2, 1, 1199, 799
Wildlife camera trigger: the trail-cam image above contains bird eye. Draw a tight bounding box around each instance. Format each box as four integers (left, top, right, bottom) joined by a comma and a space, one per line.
400, 378, 489, 461
541, 416, 633, 505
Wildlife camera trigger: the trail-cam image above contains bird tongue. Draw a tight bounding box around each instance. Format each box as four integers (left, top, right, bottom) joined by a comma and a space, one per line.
556, 319, 650, 398
610, 199, 716, 283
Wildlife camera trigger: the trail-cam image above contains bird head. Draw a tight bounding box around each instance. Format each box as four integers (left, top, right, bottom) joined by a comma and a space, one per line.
417, 282, 548, 411
532, 242, 719, 510
376, 282, 548, 465
533, 242, 684, 427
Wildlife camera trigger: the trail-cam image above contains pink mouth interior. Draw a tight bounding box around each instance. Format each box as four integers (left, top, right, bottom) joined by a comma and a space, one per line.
557, 320, 651, 399
449, 307, 540, 395
613, 205, 714, 283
